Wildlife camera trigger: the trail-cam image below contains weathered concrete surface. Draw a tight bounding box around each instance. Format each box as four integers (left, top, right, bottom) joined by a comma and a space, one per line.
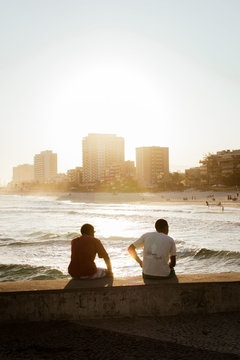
0, 273, 239, 323
1, 272, 240, 292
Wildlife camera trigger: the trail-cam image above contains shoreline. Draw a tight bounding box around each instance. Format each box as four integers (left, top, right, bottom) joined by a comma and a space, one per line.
1, 189, 240, 207
59, 190, 240, 208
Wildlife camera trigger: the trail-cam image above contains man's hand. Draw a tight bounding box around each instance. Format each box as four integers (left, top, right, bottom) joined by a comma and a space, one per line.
106, 270, 114, 277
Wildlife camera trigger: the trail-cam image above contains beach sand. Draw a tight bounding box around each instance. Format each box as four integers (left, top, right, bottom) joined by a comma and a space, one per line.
2, 188, 239, 207
56, 189, 240, 208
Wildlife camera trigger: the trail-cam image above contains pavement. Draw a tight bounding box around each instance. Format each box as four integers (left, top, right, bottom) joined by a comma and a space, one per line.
0, 311, 239, 359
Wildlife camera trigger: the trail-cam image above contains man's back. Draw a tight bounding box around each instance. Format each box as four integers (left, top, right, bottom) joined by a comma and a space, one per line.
68, 235, 108, 278
128, 218, 176, 278
135, 231, 176, 277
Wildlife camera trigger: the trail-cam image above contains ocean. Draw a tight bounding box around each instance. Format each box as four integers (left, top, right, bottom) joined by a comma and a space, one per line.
0, 194, 240, 282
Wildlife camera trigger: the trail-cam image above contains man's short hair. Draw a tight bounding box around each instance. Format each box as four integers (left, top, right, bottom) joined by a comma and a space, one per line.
155, 219, 168, 232
81, 223, 94, 235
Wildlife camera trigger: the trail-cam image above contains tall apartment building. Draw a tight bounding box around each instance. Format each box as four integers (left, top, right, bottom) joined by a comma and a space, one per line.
136, 146, 169, 187
82, 133, 124, 183
34, 150, 57, 183
199, 149, 240, 186
67, 167, 83, 185
12, 164, 34, 185
216, 149, 240, 177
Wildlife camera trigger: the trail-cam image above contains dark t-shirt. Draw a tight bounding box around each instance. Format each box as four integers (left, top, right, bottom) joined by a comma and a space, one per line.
68, 235, 108, 277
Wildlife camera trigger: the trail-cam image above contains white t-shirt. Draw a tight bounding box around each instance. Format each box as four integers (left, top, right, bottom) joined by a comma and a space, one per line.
133, 231, 176, 277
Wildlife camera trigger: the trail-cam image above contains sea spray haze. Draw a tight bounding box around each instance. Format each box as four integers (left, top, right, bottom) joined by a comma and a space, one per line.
0, 194, 240, 281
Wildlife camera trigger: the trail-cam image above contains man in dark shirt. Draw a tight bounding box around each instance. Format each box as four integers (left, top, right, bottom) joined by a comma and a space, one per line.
68, 223, 113, 279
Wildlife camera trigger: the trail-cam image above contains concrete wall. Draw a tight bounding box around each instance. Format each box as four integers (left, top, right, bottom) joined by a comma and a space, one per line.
0, 273, 240, 323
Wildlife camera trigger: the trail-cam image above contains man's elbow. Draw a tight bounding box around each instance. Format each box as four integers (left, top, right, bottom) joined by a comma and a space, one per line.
128, 244, 135, 254
103, 254, 110, 262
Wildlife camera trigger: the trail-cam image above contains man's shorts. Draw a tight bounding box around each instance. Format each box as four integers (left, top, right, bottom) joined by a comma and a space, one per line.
74, 268, 108, 280
143, 268, 175, 280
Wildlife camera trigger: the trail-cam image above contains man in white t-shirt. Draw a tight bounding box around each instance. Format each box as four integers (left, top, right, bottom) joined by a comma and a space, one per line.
128, 219, 176, 279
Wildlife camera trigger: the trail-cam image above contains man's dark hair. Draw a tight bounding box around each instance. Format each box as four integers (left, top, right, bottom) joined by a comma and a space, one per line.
81, 223, 94, 235
155, 219, 168, 232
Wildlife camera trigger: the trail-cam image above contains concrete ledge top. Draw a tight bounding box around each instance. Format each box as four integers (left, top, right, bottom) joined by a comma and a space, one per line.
0, 272, 240, 293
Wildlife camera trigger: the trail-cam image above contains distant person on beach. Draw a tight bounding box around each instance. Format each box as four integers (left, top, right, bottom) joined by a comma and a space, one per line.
128, 219, 176, 279
68, 223, 113, 279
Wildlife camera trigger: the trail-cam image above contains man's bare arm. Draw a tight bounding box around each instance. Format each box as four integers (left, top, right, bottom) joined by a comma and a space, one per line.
128, 244, 143, 268
103, 255, 114, 276
169, 255, 176, 269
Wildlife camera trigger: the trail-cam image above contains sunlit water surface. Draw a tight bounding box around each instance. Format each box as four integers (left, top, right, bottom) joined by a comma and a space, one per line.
0, 194, 239, 281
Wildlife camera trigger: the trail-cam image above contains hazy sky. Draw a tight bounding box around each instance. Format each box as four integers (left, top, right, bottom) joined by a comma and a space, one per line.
1, 0, 240, 185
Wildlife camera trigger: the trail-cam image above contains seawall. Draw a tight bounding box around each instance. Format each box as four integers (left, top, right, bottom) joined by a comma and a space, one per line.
0, 273, 239, 323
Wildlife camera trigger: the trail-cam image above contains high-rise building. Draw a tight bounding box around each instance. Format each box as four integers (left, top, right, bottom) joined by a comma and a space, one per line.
199, 149, 240, 186
67, 167, 83, 185
34, 150, 57, 183
82, 133, 124, 183
12, 164, 34, 185
136, 146, 169, 187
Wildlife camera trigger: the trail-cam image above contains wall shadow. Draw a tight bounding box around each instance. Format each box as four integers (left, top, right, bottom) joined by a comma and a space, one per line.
64, 277, 114, 289
143, 275, 179, 285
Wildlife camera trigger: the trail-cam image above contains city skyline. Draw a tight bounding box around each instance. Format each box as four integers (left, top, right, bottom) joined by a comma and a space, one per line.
10, 138, 169, 183
9, 138, 240, 186
1, 1, 240, 185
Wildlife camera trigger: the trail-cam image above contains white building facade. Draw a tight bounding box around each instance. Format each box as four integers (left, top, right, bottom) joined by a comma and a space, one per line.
12, 164, 34, 185
136, 146, 169, 187
34, 150, 58, 183
82, 133, 124, 183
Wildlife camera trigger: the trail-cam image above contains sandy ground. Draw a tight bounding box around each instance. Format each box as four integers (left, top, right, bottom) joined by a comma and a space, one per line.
1, 188, 240, 207
55, 189, 240, 208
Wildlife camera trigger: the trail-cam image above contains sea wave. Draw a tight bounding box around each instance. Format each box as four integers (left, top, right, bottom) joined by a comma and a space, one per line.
67, 210, 80, 215
0, 237, 15, 242
0, 263, 69, 282
102, 236, 137, 242
3, 236, 134, 247
177, 247, 240, 260
28, 231, 79, 240
193, 248, 240, 260
24, 231, 60, 240
0, 231, 79, 246
1, 239, 72, 247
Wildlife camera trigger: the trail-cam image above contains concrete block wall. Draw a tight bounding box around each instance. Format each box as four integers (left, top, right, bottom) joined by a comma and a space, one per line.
0, 273, 239, 323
